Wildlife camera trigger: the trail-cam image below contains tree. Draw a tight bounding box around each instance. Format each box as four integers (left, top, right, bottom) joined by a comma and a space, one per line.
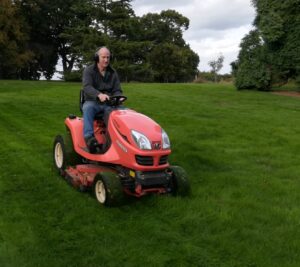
139, 10, 189, 46
54, 0, 96, 77
180, 46, 200, 82
0, 0, 33, 79
2, 1, 199, 82
233, 0, 300, 89
95, 1, 149, 82
234, 30, 271, 90
135, 10, 198, 82
13, 0, 96, 79
252, 0, 300, 85
14, 0, 60, 79
208, 54, 224, 82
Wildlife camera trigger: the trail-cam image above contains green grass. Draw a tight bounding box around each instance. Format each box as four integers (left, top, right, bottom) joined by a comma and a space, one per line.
272, 80, 300, 91
0, 80, 300, 267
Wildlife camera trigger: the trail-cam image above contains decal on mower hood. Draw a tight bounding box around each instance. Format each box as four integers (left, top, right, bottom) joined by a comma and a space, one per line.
116, 139, 128, 153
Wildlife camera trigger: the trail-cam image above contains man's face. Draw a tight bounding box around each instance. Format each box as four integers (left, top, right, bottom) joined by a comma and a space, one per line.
98, 48, 110, 69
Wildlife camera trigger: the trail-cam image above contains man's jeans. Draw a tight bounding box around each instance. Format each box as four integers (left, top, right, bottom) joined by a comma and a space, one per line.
82, 101, 112, 139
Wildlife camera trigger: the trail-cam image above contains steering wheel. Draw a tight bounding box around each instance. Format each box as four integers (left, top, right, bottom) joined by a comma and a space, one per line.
107, 95, 127, 106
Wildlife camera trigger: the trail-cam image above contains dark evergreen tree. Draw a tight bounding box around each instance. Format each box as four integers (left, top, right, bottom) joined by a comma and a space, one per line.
14, 0, 59, 79
0, 0, 33, 79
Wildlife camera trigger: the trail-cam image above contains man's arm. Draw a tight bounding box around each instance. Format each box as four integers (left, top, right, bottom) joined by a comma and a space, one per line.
111, 71, 123, 96
82, 66, 100, 100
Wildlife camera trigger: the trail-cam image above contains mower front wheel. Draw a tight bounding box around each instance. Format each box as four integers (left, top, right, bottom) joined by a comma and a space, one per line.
169, 166, 191, 197
93, 172, 125, 207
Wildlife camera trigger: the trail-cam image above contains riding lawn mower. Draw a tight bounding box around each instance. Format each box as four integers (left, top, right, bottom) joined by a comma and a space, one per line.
53, 92, 190, 206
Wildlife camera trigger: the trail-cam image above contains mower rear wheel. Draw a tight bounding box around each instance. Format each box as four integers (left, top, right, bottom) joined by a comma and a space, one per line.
64, 129, 82, 166
93, 172, 125, 207
53, 133, 82, 176
169, 166, 191, 197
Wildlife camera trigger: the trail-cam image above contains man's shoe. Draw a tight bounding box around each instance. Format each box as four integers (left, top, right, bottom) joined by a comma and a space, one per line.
85, 136, 103, 154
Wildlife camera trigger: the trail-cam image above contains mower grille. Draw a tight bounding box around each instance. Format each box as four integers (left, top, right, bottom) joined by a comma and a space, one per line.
159, 155, 168, 165
135, 155, 154, 166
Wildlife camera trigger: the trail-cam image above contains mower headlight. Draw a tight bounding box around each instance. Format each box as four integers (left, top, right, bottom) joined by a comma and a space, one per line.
131, 130, 152, 150
162, 129, 171, 149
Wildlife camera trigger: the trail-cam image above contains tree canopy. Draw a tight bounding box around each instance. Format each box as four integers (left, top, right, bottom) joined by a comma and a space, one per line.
233, 0, 300, 90
0, 0, 33, 79
0, 0, 199, 82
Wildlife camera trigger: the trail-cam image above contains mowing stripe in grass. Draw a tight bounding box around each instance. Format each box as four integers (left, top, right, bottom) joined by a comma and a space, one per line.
1, 81, 300, 266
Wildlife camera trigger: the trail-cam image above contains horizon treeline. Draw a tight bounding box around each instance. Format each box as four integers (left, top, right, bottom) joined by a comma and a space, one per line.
0, 0, 199, 82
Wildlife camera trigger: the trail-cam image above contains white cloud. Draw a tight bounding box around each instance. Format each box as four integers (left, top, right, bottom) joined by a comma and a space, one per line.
132, 0, 256, 73
188, 25, 254, 73
132, 0, 194, 13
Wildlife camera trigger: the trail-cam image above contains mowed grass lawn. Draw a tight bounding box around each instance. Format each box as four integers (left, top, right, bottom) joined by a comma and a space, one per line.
0, 80, 300, 267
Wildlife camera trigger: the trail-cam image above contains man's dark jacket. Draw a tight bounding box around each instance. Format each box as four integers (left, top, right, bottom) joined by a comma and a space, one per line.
82, 64, 122, 101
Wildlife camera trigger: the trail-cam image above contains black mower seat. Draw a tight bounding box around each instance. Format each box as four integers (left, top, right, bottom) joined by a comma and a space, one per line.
80, 89, 104, 120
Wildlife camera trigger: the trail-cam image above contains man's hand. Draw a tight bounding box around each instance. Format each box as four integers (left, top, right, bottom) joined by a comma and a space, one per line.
98, 93, 110, 102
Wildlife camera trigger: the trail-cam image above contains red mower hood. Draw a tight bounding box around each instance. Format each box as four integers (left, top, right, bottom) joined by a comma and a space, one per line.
111, 109, 163, 142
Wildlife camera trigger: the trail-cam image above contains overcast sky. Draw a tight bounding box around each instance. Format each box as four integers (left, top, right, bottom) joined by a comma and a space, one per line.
131, 0, 256, 74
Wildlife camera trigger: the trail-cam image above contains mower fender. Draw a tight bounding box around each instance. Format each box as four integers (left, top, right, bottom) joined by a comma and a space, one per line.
65, 117, 84, 149
64, 117, 121, 162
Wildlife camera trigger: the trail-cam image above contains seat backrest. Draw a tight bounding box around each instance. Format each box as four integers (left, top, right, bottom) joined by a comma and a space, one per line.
79, 89, 85, 114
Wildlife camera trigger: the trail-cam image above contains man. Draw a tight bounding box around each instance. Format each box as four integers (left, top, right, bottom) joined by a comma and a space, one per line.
82, 46, 122, 152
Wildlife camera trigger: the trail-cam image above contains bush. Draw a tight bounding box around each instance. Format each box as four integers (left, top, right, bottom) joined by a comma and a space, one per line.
194, 72, 217, 83
194, 72, 232, 83
234, 61, 271, 91
63, 70, 82, 82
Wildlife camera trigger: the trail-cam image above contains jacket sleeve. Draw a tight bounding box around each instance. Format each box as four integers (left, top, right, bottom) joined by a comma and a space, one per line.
111, 71, 123, 96
82, 66, 99, 100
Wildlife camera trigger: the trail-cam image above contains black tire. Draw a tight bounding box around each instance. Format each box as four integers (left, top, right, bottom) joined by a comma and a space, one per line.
93, 172, 125, 207
169, 165, 191, 197
53, 135, 67, 176
53, 133, 82, 176
64, 129, 82, 166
